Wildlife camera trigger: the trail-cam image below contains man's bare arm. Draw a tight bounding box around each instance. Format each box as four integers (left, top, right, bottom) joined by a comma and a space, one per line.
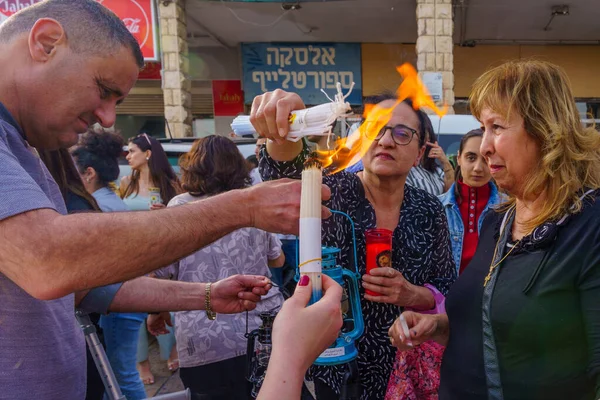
0, 180, 325, 300
103, 277, 204, 312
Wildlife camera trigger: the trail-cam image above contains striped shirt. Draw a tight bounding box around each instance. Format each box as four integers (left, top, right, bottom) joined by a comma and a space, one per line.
405, 165, 445, 196
346, 160, 446, 196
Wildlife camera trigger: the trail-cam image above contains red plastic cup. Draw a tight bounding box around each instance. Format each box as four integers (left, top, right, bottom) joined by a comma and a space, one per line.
365, 228, 393, 297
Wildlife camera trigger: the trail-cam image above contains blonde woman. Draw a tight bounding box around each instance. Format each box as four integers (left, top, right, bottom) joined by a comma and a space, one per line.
390, 60, 600, 400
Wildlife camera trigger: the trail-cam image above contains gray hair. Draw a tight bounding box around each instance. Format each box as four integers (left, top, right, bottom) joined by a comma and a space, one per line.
0, 0, 144, 68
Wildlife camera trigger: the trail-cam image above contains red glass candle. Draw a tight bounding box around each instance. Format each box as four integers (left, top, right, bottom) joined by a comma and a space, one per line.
365, 228, 393, 296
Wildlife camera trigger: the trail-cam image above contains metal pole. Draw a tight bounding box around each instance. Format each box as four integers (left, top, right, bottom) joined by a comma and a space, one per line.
150, 390, 191, 400
75, 310, 126, 400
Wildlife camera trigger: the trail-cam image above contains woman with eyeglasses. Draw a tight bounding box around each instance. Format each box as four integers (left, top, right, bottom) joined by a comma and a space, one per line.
347, 121, 454, 196
250, 92, 456, 400
120, 133, 182, 384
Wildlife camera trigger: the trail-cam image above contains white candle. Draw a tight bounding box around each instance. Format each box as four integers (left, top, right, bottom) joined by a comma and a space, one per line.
299, 160, 323, 304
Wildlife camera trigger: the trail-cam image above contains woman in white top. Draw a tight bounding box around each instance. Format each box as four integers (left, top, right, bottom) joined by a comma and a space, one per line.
120, 133, 181, 211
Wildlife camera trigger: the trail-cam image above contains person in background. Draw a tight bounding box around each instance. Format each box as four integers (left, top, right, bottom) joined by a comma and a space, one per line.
72, 129, 147, 399
438, 129, 502, 275
120, 132, 181, 382
73, 128, 125, 211
247, 154, 262, 185
149, 136, 285, 399
120, 133, 181, 210
389, 60, 600, 400
252, 90, 456, 400
255, 137, 267, 160
39, 148, 105, 400
406, 133, 455, 195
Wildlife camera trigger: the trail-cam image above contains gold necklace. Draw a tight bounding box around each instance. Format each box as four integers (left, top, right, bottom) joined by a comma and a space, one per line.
483, 207, 522, 287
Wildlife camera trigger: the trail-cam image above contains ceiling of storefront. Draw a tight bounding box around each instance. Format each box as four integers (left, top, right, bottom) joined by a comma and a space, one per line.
185, 0, 600, 48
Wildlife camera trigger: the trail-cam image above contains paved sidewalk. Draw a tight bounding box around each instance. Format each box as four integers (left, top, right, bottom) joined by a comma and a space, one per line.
143, 337, 185, 398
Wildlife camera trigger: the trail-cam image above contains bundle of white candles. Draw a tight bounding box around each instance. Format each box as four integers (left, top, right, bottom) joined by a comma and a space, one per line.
298, 159, 323, 304
231, 82, 354, 142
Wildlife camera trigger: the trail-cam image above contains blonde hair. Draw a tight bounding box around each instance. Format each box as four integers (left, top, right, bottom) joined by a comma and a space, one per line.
469, 60, 600, 230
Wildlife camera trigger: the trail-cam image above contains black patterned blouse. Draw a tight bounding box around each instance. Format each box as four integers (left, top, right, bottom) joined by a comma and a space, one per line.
259, 143, 457, 400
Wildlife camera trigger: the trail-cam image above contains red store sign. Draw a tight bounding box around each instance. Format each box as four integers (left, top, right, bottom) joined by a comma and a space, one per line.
212, 80, 245, 117
0, 0, 159, 61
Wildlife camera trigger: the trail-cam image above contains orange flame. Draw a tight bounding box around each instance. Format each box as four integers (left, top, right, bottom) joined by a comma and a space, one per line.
316, 63, 448, 174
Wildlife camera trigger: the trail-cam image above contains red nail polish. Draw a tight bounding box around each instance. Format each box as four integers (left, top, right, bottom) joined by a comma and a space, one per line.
299, 275, 310, 286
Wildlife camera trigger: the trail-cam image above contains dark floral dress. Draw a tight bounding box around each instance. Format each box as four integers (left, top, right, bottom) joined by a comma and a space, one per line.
259, 143, 456, 400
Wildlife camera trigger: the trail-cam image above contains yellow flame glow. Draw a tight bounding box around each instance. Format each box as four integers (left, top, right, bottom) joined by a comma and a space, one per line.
316, 63, 448, 174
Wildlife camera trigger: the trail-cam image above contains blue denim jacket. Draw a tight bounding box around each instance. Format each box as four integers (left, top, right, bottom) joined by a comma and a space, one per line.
438, 182, 502, 274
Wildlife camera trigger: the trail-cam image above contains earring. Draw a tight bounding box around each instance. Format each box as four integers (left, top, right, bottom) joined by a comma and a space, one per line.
146, 157, 149, 161
86, 178, 91, 183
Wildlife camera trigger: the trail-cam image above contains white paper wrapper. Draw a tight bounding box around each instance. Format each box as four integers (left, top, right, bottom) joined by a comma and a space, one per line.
299, 217, 322, 273
230, 82, 354, 141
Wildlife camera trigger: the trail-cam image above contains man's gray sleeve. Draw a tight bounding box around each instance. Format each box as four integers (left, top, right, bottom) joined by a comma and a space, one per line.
77, 283, 124, 315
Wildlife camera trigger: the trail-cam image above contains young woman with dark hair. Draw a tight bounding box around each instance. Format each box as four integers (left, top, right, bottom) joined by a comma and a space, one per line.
39, 148, 106, 400
438, 129, 502, 275
120, 133, 181, 210
150, 135, 285, 399
40, 148, 101, 212
119, 133, 181, 383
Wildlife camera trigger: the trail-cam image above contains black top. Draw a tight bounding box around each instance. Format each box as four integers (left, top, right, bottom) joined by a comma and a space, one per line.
440, 192, 600, 400
260, 143, 456, 399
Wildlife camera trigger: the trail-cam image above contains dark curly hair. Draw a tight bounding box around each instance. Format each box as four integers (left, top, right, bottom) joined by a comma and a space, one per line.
179, 135, 251, 196
72, 129, 124, 187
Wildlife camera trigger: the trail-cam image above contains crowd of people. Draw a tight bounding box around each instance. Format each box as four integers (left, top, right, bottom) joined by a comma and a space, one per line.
0, 1, 598, 400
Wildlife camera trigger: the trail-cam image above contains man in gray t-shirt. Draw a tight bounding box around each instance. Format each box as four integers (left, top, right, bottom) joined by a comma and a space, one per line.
0, 2, 326, 399
0, 104, 87, 398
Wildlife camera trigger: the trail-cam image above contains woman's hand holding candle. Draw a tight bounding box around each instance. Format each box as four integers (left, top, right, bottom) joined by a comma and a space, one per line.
257, 274, 343, 400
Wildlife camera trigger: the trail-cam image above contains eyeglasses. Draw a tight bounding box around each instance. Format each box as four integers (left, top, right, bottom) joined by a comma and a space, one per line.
137, 133, 152, 147
374, 124, 418, 146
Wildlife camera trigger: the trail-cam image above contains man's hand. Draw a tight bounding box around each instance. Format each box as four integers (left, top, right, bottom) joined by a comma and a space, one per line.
147, 312, 172, 336
246, 179, 331, 235
211, 275, 273, 314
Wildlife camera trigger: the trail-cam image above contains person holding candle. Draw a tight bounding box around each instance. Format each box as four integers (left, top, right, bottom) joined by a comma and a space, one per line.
250, 90, 456, 400
389, 60, 600, 400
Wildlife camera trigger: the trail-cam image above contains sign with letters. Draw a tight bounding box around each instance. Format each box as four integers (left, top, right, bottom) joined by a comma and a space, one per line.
242, 43, 362, 105
0, 0, 159, 61
212, 80, 245, 116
